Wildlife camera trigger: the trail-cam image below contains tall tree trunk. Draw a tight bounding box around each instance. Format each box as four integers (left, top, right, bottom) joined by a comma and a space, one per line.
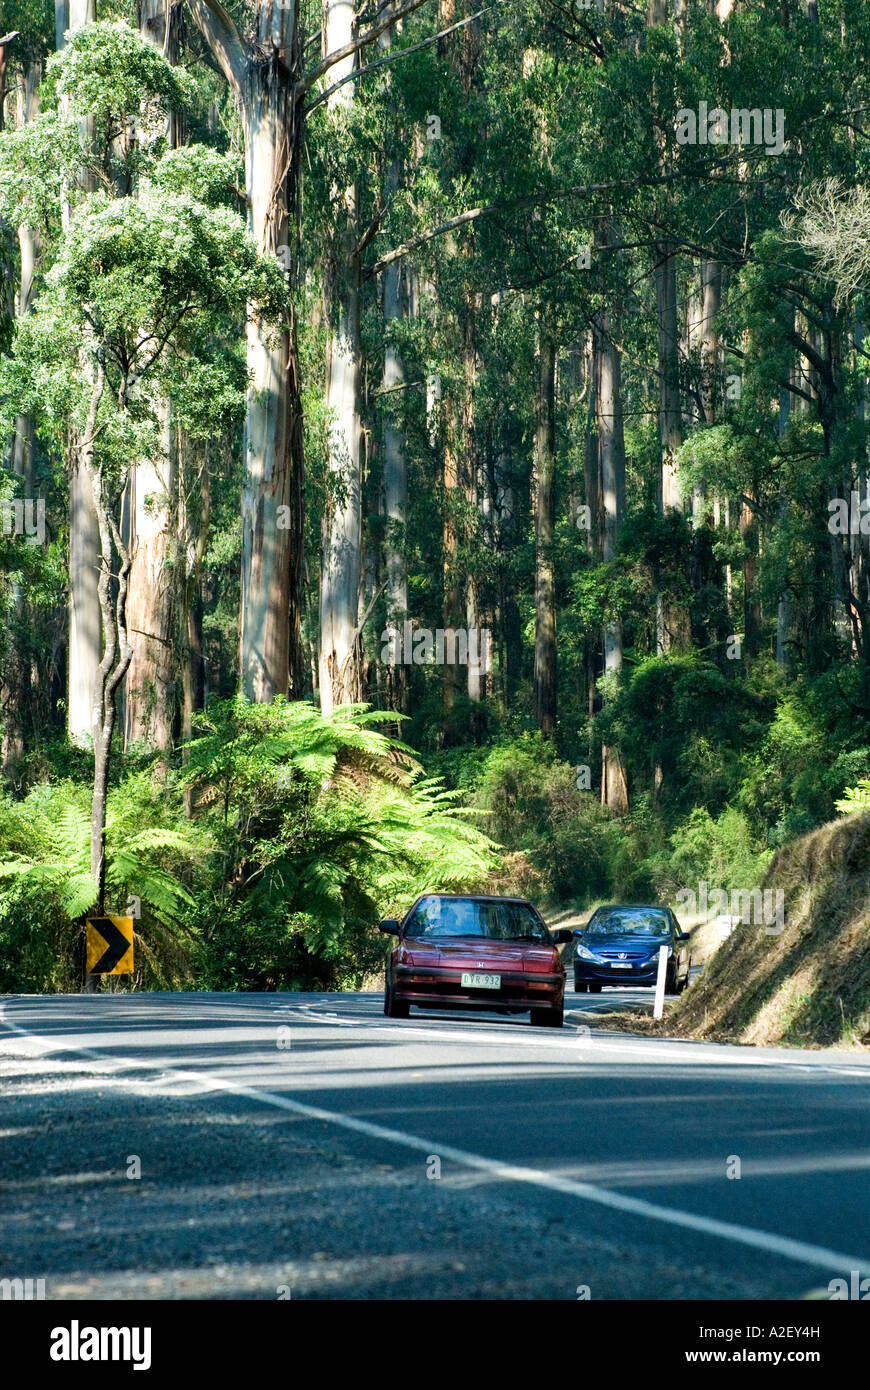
382, 152, 408, 717
775, 387, 791, 668
80, 364, 134, 990
583, 333, 600, 718
240, 32, 304, 703
655, 237, 692, 653
699, 257, 722, 424
852, 318, 869, 639
533, 334, 557, 736
1, 60, 41, 779
647, 0, 689, 655
595, 300, 629, 812
319, 0, 362, 715
463, 290, 484, 711
124, 0, 183, 753
63, 0, 102, 746
190, 0, 306, 707
656, 239, 683, 513
123, 402, 176, 751
441, 373, 461, 720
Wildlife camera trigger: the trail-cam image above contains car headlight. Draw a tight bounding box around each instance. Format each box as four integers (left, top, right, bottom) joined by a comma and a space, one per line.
576, 944, 601, 962
646, 944, 673, 960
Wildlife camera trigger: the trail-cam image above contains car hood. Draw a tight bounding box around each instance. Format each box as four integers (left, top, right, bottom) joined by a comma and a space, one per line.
398, 936, 561, 973
581, 935, 669, 955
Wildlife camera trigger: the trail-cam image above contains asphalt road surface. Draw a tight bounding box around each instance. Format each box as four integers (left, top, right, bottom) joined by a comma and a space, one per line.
2, 986, 870, 1300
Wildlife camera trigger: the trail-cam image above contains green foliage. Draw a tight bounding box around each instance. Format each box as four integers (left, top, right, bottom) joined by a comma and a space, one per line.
0, 113, 81, 230
0, 187, 286, 468
666, 806, 771, 898
0, 777, 207, 988
178, 698, 499, 991
5, 3, 870, 997
0, 878, 74, 994
45, 20, 194, 184
468, 734, 622, 903
835, 780, 870, 814
0, 778, 202, 919
738, 692, 837, 843
599, 656, 768, 815
149, 146, 244, 210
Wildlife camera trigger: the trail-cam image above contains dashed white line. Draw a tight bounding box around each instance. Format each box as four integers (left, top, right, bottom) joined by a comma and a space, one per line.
2, 998, 870, 1281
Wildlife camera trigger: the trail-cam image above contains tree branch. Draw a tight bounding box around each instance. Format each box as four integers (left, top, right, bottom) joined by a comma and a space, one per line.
186, 0, 247, 95
363, 174, 701, 278
299, 0, 439, 96
306, 2, 504, 113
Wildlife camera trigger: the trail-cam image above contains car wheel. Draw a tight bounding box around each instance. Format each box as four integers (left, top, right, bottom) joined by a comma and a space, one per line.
666, 963, 678, 994
574, 979, 587, 993
530, 1005, 564, 1028
384, 981, 410, 1019
587, 983, 602, 994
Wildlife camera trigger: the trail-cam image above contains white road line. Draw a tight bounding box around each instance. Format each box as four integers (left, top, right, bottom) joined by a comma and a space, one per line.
2, 1000, 869, 1281
6, 995, 869, 1078
279, 1003, 870, 1077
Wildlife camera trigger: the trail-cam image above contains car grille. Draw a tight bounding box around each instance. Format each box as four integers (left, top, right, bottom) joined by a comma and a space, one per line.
594, 950, 650, 963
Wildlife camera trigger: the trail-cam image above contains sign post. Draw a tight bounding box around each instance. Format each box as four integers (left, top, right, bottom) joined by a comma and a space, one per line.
653, 944, 668, 1020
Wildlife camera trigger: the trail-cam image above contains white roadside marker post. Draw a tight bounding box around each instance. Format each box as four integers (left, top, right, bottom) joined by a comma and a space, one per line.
653, 945, 668, 1020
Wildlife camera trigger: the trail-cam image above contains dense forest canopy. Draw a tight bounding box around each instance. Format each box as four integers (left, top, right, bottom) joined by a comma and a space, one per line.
1, 0, 870, 992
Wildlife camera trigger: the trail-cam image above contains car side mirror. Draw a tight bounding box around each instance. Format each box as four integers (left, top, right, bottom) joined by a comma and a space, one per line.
572, 929, 584, 937
678, 931, 690, 942
378, 919, 400, 936
553, 929, 574, 944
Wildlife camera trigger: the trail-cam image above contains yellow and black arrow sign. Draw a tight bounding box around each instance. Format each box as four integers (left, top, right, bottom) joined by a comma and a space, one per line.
86, 917, 134, 975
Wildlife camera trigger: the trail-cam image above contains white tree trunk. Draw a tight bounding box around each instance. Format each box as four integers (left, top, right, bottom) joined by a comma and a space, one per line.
700, 257, 721, 423
533, 334, 557, 735
123, 403, 176, 750
63, 0, 102, 746
382, 166, 407, 630
319, 0, 362, 715
187, 0, 305, 705
124, 1, 180, 751
595, 261, 629, 813
2, 63, 41, 776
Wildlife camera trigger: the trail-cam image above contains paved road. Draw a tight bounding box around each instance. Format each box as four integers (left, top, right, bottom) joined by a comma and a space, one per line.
2, 987, 869, 1300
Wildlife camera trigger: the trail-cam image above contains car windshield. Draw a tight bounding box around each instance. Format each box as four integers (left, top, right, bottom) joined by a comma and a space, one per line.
404, 897, 550, 942
584, 908, 671, 938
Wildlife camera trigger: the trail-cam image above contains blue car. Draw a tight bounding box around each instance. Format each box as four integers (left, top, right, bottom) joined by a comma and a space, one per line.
573, 904, 691, 994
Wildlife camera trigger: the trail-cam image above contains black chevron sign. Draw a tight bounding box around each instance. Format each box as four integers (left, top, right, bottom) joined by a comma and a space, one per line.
86, 916, 134, 974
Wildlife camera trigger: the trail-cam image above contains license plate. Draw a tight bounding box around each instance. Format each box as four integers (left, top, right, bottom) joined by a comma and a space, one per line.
461, 972, 501, 989
609, 962, 632, 969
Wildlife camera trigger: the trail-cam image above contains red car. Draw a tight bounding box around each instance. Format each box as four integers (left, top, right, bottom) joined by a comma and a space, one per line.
380, 894, 573, 1027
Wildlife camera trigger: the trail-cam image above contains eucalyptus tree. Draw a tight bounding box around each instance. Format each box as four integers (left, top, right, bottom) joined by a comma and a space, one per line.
59, 0, 99, 748
122, 0, 186, 753
318, 0, 364, 717
186, 0, 438, 710
0, 5, 53, 776
2, 188, 285, 961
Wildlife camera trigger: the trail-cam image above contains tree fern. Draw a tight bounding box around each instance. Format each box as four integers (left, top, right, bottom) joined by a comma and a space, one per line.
0, 781, 205, 932
835, 780, 870, 814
